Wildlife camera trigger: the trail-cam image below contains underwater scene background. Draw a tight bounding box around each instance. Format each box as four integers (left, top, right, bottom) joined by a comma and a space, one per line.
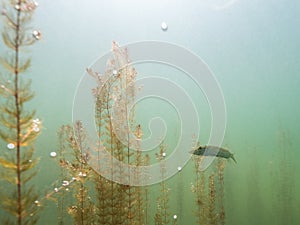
0, 0, 299, 224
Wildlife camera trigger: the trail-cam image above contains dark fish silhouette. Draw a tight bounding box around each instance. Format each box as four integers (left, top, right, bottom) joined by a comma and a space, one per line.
191, 145, 237, 163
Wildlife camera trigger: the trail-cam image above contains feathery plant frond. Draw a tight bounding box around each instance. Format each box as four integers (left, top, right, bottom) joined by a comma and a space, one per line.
88, 42, 142, 225
191, 156, 228, 225
56, 42, 148, 225
155, 144, 170, 225
56, 123, 95, 225
0, 0, 41, 224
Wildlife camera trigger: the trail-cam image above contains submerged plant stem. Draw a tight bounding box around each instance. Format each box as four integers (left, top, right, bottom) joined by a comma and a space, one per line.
0, 1, 41, 224
14, 2, 22, 224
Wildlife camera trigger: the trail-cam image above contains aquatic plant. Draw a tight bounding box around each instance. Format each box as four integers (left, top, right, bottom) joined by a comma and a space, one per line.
191, 155, 208, 225
154, 144, 170, 225
132, 124, 148, 225
0, 1, 41, 224
217, 159, 226, 225
56, 122, 95, 225
88, 41, 141, 225
271, 129, 296, 225
246, 149, 264, 224
56, 125, 70, 225
54, 42, 149, 225
142, 154, 150, 225
191, 155, 228, 225
208, 172, 217, 225
175, 164, 183, 225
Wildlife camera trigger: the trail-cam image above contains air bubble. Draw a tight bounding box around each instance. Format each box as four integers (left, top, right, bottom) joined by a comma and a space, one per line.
62, 180, 70, 186
161, 22, 168, 31
177, 166, 182, 171
173, 214, 177, 220
33, 126, 40, 132
7, 143, 15, 150
162, 152, 166, 157
34, 200, 40, 206
33, 118, 40, 124
78, 172, 87, 177
32, 30, 42, 40
113, 69, 118, 75
14, 4, 21, 10
27, 1, 38, 11
50, 151, 57, 158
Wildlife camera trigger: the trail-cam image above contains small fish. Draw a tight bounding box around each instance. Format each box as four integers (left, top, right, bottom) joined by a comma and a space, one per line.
190, 145, 237, 163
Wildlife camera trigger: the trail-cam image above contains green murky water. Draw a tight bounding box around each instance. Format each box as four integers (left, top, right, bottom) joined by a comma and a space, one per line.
0, 0, 299, 224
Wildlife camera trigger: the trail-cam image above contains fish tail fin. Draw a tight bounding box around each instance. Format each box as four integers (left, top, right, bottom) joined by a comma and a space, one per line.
231, 154, 237, 163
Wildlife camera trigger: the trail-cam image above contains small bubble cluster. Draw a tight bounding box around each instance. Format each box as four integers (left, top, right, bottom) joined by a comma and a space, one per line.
15, 1, 38, 12
78, 171, 87, 177
32, 118, 41, 132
